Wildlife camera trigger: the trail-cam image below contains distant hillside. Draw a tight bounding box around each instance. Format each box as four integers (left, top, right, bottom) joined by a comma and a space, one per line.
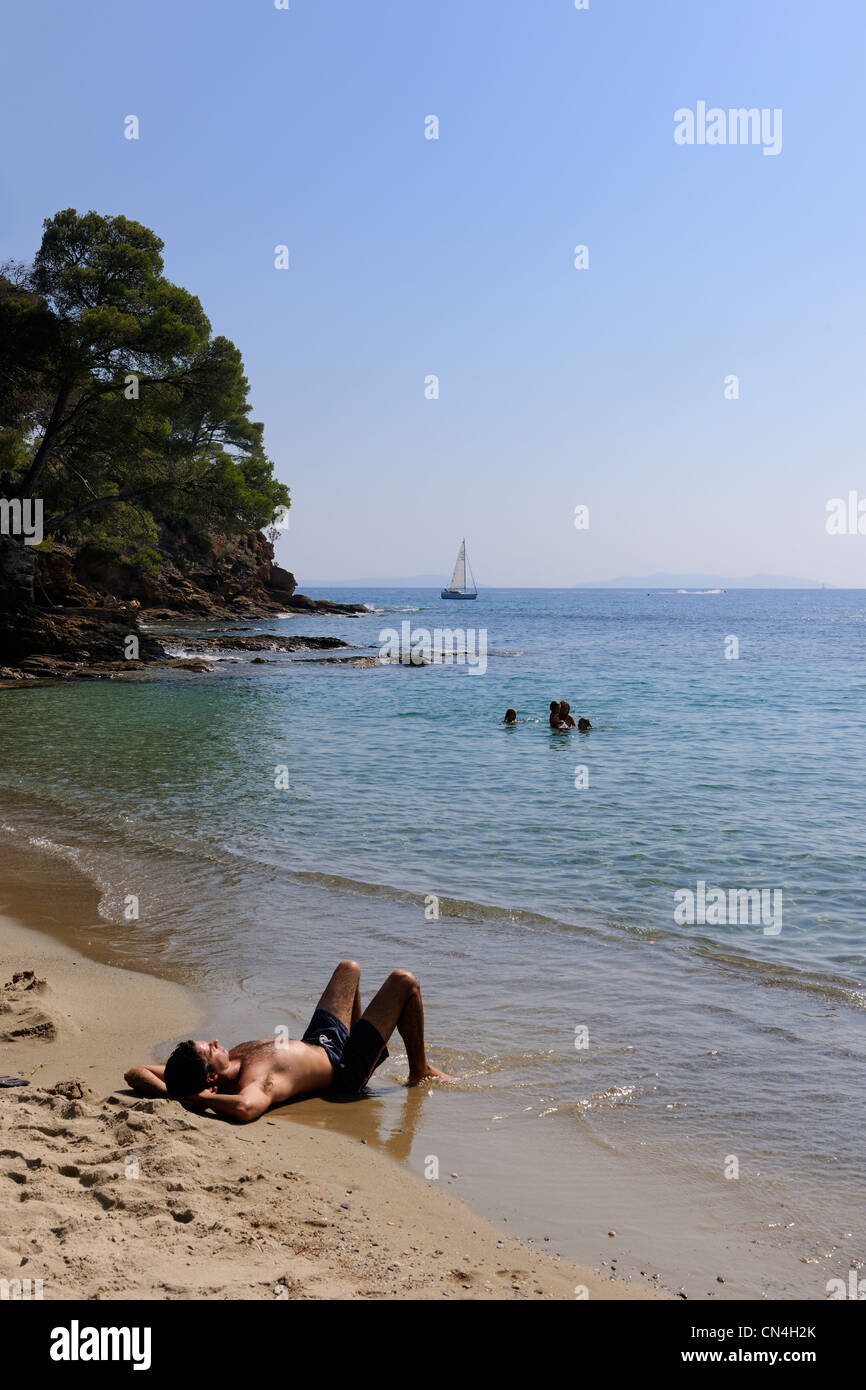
576, 573, 826, 589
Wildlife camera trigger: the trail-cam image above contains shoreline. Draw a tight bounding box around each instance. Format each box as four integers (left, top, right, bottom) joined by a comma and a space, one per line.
0, 777, 858, 1301
0, 839, 659, 1301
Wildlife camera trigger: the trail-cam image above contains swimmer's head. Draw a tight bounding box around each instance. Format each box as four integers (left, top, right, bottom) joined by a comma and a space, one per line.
559, 700, 570, 714
549, 701, 560, 712
577, 717, 592, 731
503, 709, 518, 724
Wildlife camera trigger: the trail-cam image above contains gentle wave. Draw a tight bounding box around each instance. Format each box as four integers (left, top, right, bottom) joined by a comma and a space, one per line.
1, 792, 862, 1009
161, 645, 246, 662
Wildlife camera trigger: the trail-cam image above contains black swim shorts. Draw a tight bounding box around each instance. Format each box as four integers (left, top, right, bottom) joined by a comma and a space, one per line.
301, 1007, 389, 1093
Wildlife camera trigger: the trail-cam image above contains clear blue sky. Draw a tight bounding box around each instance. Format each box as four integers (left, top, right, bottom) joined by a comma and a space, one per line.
2, 0, 864, 585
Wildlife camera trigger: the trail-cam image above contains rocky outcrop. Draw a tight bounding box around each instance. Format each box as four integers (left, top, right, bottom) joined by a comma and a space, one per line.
0, 537, 35, 610
0, 524, 366, 680
0, 603, 166, 679
163, 634, 350, 654
32, 527, 363, 619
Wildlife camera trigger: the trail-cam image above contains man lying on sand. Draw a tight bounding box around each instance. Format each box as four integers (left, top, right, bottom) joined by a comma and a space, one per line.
125, 960, 454, 1123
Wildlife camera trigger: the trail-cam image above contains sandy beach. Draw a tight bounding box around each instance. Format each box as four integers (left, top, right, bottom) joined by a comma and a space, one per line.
0, 841, 659, 1301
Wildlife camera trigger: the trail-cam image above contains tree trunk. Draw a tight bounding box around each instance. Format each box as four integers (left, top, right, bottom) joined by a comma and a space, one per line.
21, 384, 71, 496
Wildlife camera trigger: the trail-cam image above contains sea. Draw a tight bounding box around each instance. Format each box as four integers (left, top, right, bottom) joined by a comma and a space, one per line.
1, 587, 863, 1298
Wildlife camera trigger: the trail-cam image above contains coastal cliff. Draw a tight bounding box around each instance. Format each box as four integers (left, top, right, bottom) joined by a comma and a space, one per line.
0, 527, 363, 679
27, 523, 361, 620
0, 210, 363, 681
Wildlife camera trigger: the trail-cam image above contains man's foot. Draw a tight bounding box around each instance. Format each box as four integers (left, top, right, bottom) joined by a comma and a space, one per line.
406, 1064, 457, 1086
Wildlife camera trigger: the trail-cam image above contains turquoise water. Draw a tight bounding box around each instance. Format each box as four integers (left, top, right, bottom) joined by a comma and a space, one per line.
1, 587, 864, 1296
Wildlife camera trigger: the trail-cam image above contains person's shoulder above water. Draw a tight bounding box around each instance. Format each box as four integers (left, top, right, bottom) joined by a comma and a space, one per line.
559, 700, 577, 728
549, 701, 568, 730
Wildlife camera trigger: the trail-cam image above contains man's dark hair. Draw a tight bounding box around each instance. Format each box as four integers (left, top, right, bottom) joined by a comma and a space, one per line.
549, 701, 559, 711
164, 1040, 208, 1097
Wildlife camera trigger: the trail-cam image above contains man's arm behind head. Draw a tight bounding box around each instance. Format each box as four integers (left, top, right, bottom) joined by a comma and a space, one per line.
183, 1084, 273, 1124
124, 1065, 167, 1097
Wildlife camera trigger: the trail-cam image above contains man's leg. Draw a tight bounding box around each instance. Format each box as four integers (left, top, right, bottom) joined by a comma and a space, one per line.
314, 959, 361, 1029
351, 975, 361, 1028
360, 971, 454, 1086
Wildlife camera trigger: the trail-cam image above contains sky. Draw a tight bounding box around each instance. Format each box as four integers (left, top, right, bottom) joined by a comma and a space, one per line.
2, 0, 865, 586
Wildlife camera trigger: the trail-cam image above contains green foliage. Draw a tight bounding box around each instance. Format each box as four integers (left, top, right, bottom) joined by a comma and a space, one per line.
0, 209, 290, 551
82, 535, 126, 561
82, 500, 159, 545
80, 534, 164, 575
129, 546, 163, 575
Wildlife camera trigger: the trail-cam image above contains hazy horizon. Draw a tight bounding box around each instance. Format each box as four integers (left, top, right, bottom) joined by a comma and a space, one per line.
301, 575, 841, 590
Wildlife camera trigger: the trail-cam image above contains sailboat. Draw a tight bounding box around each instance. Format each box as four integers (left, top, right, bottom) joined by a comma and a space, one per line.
441, 538, 477, 600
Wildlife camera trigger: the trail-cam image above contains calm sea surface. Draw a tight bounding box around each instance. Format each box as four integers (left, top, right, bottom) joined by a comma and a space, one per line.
1, 588, 863, 1296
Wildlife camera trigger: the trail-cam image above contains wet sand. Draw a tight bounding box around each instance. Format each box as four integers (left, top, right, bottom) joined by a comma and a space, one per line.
0, 839, 659, 1300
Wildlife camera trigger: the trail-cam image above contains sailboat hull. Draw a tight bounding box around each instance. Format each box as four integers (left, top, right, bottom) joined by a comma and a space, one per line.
440, 589, 477, 599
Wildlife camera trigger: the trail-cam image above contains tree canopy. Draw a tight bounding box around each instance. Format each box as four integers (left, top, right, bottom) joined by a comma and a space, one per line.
0, 209, 289, 557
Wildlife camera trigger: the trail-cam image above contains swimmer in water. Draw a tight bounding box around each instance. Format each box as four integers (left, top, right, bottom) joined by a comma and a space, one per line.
577, 716, 592, 731
558, 700, 577, 729
503, 708, 518, 724
549, 701, 568, 730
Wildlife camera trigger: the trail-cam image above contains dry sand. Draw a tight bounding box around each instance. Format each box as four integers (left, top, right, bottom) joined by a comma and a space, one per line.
0, 911, 661, 1301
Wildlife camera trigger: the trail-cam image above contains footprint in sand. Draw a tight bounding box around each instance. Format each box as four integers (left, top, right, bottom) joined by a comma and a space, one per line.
0, 970, 57, 1042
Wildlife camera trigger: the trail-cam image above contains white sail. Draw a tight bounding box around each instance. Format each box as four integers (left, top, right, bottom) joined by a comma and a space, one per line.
449, 540, 467, 592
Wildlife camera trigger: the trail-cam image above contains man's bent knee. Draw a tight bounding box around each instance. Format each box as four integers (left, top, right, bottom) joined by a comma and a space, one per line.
339, 959, 361, 974
390, 969, 419, 991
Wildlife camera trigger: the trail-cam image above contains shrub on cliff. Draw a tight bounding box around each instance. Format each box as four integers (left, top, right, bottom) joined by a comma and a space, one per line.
0, 209, 290, 551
